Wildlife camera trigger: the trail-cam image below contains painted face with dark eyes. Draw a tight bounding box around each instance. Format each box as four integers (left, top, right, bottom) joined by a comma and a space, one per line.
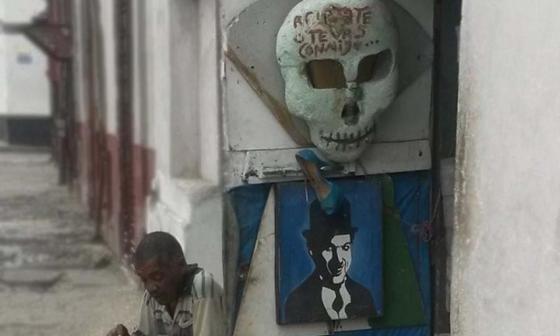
319, 234, 352, 285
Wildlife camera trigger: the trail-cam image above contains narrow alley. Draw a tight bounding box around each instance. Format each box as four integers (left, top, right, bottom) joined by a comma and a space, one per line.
0, 149, 140, 336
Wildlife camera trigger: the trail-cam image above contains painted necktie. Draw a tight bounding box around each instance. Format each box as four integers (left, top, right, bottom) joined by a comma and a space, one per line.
332, 290, 343, 314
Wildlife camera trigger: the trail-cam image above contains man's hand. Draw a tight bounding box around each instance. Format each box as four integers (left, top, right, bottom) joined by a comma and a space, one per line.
106, 324, 130, 336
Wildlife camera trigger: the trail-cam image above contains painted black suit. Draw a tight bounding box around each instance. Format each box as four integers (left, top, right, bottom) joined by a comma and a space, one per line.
283, 271, 376, 324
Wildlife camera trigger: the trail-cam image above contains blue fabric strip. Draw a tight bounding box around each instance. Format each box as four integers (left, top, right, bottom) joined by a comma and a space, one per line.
228, 184, 272, 267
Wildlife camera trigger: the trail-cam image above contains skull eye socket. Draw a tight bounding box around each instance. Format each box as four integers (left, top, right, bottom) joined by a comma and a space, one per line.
305, 59, 347, 89
356, 49, 394, 83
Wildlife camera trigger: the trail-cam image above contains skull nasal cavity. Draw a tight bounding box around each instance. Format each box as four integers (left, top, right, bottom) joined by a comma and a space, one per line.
342, 103, 360, 126
306, 59, 346, 89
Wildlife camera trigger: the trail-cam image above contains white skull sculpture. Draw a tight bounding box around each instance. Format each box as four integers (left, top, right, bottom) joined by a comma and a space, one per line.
277, 0, 398, 162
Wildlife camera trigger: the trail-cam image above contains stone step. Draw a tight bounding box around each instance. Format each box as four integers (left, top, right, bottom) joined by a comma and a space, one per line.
0, 219, 95, 244
0, 243, 112, 270
0, 323, 59, 336
0, 269, 63, 290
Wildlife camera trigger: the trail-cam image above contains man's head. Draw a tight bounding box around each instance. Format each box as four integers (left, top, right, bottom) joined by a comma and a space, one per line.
304, 200, 356, 285
133, 232, 187, 306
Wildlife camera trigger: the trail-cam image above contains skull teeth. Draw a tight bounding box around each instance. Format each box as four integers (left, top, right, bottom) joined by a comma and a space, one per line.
319, 126, 374, 148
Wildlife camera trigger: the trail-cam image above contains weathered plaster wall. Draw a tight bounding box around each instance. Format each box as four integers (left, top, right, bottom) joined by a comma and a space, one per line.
68, 0, 223, 271
98, 0, 118, 136
71, 0, 154, 256
168, 0, 200, 178
0, 2, 7, 116
452, 1, 560, 335
198, 0, 221, 184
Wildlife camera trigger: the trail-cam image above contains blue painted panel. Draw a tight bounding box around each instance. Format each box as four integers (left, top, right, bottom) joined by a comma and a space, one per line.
229, 184, 272, 267
392, 172, 432, 323
336, 172, 431, 336
276, 178, 384, 324
230, 172, 431, 336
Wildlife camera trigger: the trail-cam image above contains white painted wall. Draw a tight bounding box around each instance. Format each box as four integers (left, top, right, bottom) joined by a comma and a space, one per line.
70, 0, 91, 207
0, 0, 50, 117
452, 1, 560, 335
169, 0, 200, 178
67, 0, 225, 283
198, 0, 221, 184
3, 35, 50, 117
0, 0, 45, 23
98, 0, 118, 135
69, 0, 225, 283
132, 0, 149, 148
143, 0, 172, 175
0, 2, 7, 115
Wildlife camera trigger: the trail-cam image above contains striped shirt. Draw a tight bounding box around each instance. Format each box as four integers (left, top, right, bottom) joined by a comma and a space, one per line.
134, 269, 224, 336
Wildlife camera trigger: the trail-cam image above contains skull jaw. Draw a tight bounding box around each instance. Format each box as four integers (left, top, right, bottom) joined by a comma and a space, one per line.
309, 122, 375, 163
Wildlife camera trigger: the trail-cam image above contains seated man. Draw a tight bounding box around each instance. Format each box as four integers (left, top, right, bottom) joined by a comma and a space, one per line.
107, 232, 224, 336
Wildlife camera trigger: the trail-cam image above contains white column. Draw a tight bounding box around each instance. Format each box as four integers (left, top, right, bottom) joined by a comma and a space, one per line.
452, 1, 560, 335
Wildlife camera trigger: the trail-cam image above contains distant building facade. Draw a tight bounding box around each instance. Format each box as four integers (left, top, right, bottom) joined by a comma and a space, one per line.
0, 0, 51, 145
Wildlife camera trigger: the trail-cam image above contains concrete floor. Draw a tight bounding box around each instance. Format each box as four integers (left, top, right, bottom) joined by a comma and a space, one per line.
0, 151, 141, 336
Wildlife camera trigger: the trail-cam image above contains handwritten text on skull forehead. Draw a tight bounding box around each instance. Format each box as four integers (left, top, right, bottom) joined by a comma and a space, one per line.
293, 6, 373, 29
292, 6, 375, 59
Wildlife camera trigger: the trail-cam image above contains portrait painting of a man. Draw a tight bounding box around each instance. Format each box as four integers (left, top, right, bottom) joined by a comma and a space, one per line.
284, 199, 375, 323
276, 179, 383, 325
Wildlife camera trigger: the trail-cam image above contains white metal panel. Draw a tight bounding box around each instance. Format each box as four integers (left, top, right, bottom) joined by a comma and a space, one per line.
225, 57, 298, 151
225, 0, 305, 151
225, 140, 430, 189
222, 0, 260, 28
225, 0, 433, 148
224, 0, 434, 186
375, 69, 432, 142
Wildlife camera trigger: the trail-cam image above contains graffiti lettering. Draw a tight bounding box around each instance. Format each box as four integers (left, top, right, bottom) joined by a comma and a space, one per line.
299, 40, 357, 58
292, 6, 374, 59
293, 6, 372, 28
